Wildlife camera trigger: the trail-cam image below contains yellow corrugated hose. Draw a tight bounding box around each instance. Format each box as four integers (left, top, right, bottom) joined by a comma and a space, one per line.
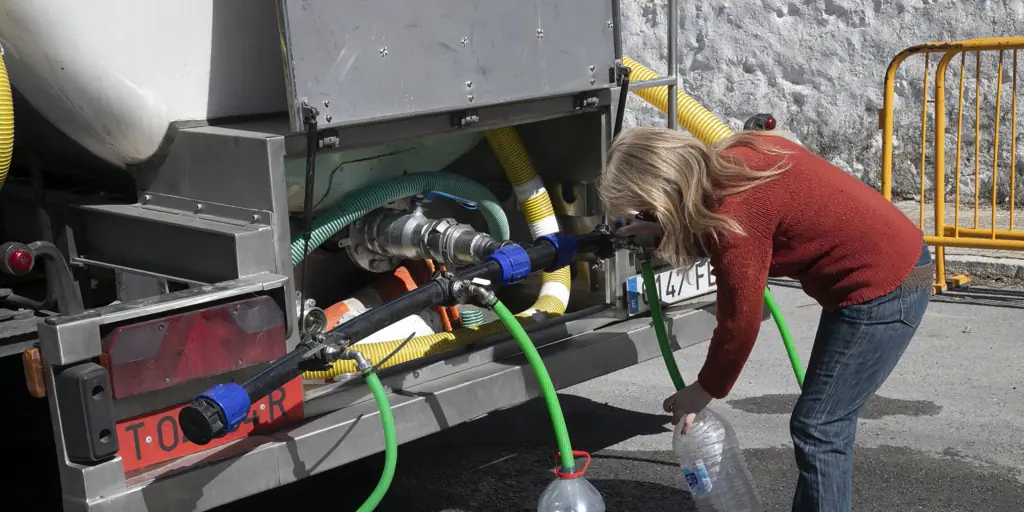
304, 127, 570, 379
621, 56, 732, 144
0, 49, 15, 191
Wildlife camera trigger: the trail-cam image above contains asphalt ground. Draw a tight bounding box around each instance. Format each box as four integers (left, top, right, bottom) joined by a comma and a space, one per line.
216, 283, 1024, 512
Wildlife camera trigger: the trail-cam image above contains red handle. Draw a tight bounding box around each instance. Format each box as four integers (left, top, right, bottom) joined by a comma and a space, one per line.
553, 450, 592, 479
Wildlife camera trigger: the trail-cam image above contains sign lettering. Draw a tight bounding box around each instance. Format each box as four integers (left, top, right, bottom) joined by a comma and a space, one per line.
116, 377, 304, 473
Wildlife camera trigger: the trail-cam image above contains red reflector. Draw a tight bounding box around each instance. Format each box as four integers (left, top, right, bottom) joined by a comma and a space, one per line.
764, 115, 777, 130
8, 249, 32, 273
101, 295, 287, 399
116, 377, 303, 473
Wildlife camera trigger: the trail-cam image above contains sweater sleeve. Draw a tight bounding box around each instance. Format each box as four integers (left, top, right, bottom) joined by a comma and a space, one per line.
696, 230, 773, 399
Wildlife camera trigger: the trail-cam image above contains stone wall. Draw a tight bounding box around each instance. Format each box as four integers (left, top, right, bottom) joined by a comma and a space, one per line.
620, 0, 1024, 202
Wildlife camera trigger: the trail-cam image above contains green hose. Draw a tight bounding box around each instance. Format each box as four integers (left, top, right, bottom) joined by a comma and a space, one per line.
640, 261, 806, 391
492, 299, 576, 472
763, 288, 804, 387
357, 371, 398, 512
289, 172, 511, 265
641, 261, 686, 391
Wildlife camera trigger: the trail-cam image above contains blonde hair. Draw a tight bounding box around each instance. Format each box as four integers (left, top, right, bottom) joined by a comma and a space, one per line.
599, 127, 793, 268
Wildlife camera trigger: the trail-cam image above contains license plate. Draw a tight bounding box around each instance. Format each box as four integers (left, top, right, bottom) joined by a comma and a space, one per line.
115, 377, 304, 473
625, 259, 717, 315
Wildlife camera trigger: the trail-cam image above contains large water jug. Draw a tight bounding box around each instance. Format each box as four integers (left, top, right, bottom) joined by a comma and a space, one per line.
673, 407, 763, 511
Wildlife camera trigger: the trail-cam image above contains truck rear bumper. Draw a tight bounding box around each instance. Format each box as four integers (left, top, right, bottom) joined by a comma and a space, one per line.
59, 298, 729, 512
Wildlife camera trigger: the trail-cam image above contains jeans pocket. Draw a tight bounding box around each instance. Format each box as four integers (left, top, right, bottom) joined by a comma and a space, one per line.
899, 284, 929, 329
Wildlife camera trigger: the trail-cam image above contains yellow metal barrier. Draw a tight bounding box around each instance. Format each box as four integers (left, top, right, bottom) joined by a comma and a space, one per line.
881, 37, 1024, 291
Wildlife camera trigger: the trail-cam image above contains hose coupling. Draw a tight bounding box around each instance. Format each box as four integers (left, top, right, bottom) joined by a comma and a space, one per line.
347, 207, 502, 272
342, 349, 374, 373
451, 278, 497, 307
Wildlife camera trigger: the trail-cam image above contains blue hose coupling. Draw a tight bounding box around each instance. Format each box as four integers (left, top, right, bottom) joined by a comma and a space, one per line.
488, 244, 531, 284
537, 233, 578, 272
178, 383, 251, 445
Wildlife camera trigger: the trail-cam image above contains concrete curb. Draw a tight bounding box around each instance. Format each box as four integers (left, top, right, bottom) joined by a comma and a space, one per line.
930, 249, 1024, 282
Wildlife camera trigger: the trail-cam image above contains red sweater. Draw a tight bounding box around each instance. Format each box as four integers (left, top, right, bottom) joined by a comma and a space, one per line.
696, 135, 924, 399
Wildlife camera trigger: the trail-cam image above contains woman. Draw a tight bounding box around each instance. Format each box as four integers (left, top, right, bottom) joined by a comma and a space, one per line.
600, 126, 932, 511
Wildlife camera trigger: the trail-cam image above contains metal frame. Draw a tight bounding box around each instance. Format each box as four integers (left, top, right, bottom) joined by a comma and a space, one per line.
880, 37, 1024, 291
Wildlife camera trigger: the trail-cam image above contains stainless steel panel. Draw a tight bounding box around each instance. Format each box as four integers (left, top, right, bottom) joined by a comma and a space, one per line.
73, 302, 718, 511
278, 0, 617, 131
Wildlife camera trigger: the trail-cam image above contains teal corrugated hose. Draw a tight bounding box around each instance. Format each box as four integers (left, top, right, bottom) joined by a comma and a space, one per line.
289, 172, 511, 265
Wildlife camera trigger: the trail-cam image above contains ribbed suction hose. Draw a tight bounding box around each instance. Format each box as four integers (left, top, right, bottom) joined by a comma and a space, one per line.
621, 56, 732, 143
0, 48, 15, 191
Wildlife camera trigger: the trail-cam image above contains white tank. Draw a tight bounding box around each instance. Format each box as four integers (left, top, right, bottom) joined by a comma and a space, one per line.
0, 0, 287, 168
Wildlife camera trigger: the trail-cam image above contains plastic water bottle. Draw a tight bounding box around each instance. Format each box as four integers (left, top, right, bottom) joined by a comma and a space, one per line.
673, 407, 763, 511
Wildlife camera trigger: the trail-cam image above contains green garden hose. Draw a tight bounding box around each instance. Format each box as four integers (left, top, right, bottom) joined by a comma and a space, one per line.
763, 287, 805, 387
492, 299, 576, 472
357, 370, 398, 512
289, 171, 511, 265
640, 261, 805, 391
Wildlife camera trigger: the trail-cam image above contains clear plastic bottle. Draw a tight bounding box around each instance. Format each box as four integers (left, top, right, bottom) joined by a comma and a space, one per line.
537, 475, 606, 512
673, 407, 763, 511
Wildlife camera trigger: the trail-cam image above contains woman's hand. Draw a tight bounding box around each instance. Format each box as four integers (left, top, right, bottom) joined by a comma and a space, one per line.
663, 381, 714, 434
614, 219, 664, 238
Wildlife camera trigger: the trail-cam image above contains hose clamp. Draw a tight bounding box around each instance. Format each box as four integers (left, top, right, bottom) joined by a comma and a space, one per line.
537, 233, 578, 272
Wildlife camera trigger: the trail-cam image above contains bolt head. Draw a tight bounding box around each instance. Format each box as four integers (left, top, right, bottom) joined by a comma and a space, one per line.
461, 36, 469, 46
467, 94, 475, 102
537, 29, 544, 38
323, 100, 331, 107
325, 114, 333, 122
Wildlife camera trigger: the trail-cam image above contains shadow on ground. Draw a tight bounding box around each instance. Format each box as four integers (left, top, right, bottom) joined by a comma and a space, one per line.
218, 393, 1024, 512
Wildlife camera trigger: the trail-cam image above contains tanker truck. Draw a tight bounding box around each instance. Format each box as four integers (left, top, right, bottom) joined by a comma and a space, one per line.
0, 1, 755, 510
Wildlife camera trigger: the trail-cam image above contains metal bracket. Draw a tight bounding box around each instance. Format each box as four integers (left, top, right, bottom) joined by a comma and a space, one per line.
573, 92, 601, 111
451, 109, 480, 129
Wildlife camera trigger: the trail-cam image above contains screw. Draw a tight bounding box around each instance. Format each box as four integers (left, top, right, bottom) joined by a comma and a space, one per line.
467, 93, 475, 102
302, 99, 309, 107
465, 80, 473, 88
141, 194, 151, 204
145, 436, 152, 444
164, 377, 171, 383
195, 203, 203, 213
325, 114, 333, 122
537, 29, 544, 38
323, 100, 330, 107
590, 77, 597, 85
380, 46, 388, 57
252, 213, 260, 222
589, 65, 596, 72
461, 36, 469, 46
607, 20, 614, 28
260, 404, 267, 411
158, 323, 166, 331
355, 244, 366, 255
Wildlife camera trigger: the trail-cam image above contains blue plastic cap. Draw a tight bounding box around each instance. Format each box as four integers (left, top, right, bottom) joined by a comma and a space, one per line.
538, 233, 578, 271
200, 383, 251, 434
488, 244, 531, 284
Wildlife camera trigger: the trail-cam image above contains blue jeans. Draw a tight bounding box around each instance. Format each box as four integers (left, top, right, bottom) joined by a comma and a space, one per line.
790, 244, 932, 512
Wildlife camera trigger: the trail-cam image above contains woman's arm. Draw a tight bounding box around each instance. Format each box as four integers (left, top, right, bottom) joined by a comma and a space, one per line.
696, 230, 773, 399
